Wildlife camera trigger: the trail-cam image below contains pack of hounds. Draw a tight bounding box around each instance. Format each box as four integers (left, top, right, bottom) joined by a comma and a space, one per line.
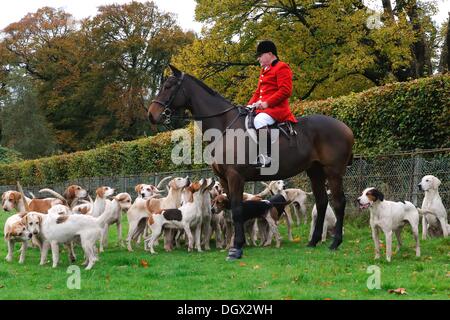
1, 174, 448, 269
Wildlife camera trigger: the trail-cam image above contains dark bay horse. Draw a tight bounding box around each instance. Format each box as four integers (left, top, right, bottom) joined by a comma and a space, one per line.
147, 65, 354, 259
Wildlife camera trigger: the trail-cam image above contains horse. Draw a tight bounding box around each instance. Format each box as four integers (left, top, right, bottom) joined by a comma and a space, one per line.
147, 65, 354, 260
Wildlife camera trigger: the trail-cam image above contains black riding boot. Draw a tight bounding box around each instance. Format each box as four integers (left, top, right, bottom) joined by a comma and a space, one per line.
255, 126, 272, 168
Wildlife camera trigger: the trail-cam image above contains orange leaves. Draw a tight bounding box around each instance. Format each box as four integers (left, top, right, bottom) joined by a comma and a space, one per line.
388, 288, 407, 295
140, 259, 149, 268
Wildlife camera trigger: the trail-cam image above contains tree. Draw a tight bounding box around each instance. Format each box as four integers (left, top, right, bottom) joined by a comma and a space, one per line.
438, 13, 449, 73
172, 0, 438, 102
1, 2, 194, 152
0, 69, 56, 158
83, 1, 194, 141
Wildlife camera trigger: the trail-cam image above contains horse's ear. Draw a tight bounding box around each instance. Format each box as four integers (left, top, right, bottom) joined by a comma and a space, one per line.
169, 64, 182, 77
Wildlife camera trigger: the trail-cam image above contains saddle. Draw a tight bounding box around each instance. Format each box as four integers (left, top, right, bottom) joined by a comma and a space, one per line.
241, 106, 297, 145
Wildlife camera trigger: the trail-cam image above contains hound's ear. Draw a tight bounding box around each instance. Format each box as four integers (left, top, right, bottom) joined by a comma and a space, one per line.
371, 188, 384, 201
169, 64, 182, 77
21, 214, 28, 225
134, 184, 142, 193
206, 178, 215, 190
433, 176, 441, 189
63, 186, 75, 200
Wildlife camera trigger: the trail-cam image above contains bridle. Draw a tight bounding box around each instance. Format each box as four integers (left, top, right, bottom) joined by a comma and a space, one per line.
150, 73, 187, 125
150, 73, 237, 125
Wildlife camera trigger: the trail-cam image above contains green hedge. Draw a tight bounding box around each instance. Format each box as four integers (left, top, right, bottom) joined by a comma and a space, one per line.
291, 74, 450, 155
0, 128, 203, 185
0, 74, 448, 185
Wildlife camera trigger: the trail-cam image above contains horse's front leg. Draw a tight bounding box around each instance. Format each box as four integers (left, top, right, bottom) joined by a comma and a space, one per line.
226, 174, 245, 261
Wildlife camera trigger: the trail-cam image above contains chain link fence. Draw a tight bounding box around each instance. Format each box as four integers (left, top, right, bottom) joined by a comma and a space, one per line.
1, 149, 448, 214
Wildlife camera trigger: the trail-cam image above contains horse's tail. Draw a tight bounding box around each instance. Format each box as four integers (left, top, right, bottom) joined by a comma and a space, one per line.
347, 152, 354, 166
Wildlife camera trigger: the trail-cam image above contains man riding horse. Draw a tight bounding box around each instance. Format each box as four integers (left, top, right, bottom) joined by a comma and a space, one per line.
147, 40, 354, 261
247, 40, 297, 168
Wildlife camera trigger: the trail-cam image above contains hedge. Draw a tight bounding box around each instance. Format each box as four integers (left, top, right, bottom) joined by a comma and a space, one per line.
0, 74, 448, 185
291, 74, 449, 155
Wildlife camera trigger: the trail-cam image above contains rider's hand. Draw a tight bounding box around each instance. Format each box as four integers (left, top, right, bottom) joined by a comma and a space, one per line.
259, 101, 269, 109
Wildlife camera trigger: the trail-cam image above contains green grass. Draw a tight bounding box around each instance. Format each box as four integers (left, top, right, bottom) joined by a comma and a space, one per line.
0, 210, 448, 300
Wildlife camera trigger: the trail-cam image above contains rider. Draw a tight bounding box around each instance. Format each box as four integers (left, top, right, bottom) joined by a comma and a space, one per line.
247, 40, 298, 167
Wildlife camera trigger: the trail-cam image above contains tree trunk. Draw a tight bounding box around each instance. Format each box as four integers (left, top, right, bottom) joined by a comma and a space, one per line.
381, 0, 395, 22
446, 13, 450, 72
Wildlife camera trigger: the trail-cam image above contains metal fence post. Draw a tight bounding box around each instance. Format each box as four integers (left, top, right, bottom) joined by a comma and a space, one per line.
411, 150, 423, 206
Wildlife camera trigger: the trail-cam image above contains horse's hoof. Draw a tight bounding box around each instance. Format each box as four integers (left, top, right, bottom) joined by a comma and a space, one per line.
329, 241, 341, 250
307, 241, 317, 247
226, 248, 243, 261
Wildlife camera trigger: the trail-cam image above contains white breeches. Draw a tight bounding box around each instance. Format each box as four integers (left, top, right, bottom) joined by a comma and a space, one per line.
254, 112, 276, 129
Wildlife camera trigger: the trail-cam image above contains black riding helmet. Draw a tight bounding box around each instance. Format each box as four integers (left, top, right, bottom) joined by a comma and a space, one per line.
256, 40, 278, 58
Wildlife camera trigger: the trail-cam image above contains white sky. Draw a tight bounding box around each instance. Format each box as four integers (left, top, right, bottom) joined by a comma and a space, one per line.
0, 0, 449, 33
0, 0, 202, 33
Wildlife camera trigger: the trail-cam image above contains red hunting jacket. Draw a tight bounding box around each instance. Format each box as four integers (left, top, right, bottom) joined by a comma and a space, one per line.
248, 60, 298, 123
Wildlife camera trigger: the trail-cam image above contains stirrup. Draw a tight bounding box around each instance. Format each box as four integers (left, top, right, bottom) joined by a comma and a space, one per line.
226, 247, 243, 261
254, 154, 272, 168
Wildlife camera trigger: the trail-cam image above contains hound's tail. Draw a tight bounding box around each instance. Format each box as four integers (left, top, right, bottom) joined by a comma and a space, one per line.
39, 188, 66, 203
416, 207, 434, 216
16, 181, 30, 212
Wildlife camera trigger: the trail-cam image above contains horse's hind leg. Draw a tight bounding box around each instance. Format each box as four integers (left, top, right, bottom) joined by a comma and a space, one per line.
324, 167, 346, 250
306, 164, 328, 247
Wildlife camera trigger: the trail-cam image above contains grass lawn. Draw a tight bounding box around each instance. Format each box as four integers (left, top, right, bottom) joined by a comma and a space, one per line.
0, 209, 448, 300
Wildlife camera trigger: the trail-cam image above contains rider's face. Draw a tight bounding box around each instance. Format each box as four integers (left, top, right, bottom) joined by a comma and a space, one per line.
257, 52, 275, 68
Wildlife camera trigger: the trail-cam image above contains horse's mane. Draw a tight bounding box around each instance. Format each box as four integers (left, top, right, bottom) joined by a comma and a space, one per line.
186, 74, 234, 105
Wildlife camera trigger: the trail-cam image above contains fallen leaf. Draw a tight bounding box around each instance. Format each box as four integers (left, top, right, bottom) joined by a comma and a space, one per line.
140, 259, 149, 268
239, 262, 247, 267
45, 284, 52, 290
283, 296, 293, 300
253, 265, 260, 270
324, 298, 332, 300
388, 288, 407, 295
0, 284, 4, 289
292, 237, 301, 243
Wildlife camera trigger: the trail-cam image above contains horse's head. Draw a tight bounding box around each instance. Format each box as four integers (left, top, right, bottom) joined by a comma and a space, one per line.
147, 65, 189, 125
